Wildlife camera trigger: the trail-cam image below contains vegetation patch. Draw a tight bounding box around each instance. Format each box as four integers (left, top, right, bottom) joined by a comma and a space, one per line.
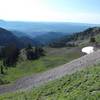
0, 65, 100, 100
0, 47, 82, 84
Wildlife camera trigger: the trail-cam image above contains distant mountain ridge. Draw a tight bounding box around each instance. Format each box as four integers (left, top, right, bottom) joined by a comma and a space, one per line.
11, 30, 28, 37
49, 27, 100, 47
0, 26, 100, 48
0, 27, 23, 47
0, 27, 39, 47
34, 32, 67, 45
0, 20, 100, 47
0, 20, 98, 37
0, 27, 68, 47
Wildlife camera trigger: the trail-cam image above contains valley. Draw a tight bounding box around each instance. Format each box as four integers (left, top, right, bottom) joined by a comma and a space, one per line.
0, 0, 100, 99
0, 47, 82, 85
0, 23, 100, 99
0, 51, 100, 99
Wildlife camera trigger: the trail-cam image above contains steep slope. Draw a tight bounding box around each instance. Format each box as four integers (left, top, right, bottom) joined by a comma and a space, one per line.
19, 36, 39, 46
0, 27, 40, 47
34, 32, 67, 45
50, 27, 100, 47
0, 27, 23, 47
73, 27, 100, 40
0, 49, 100, 94
1, 65, 99, 100
11, 30, 29, 38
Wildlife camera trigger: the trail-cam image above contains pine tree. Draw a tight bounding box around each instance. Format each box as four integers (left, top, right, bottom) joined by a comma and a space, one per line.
90, 37, 96, 43
0, 65, 4, 74
1, 44, 20, 67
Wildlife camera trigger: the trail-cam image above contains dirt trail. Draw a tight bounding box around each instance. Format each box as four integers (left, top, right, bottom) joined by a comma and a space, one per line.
0, 50, 100, 94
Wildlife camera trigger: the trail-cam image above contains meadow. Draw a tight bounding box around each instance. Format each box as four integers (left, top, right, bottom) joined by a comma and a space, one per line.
0, 47, 82, 85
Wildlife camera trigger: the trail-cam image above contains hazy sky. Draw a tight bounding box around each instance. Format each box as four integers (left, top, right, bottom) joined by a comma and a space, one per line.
0, 0, 100, 24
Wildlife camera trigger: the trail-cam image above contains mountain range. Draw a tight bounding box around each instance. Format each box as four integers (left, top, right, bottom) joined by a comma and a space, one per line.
0, 20, 98, 36
0, 20, 99, 47
0, 27, 23, 47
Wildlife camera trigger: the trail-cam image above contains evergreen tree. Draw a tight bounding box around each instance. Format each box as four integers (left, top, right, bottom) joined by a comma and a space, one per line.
90, 37, 96, 43
0, 65, 4, 74
26, 45, 45, 60
1, 44, 20, 67
26, 44, 35, 60
26, 43, 32, 50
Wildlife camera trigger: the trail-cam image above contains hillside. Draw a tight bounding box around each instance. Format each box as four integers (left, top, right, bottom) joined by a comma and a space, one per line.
0, 21, 97, 46
50, 27, 100, 47
0, 27, 40, 47
0, 27, 24, 48
19, 36, 39, 46
0, 65, 100, 100
0, 48, 100, 94
11, 30, 29, 38
1, 25, 100, 46
0, 47, 82, 86
34, 32, 67, 45
0, 26, 100, 99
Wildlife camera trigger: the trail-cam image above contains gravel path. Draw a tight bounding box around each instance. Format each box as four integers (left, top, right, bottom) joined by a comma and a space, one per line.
0, 50, 100, 94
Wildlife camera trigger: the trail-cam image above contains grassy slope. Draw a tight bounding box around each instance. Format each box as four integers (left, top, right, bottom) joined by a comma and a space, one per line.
0, 65, 100, 100
0, 47, 82, 84
95, 34, 100, 42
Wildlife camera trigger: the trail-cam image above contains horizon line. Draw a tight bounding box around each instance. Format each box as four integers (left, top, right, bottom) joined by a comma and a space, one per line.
0, 19, 100, 25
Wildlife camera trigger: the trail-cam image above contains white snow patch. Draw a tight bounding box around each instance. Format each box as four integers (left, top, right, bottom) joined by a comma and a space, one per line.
82, 46, 94, 54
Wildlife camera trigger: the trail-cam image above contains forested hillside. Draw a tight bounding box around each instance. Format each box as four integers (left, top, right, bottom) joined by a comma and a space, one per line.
50, 27, 100, 47
0, 28, 23, 48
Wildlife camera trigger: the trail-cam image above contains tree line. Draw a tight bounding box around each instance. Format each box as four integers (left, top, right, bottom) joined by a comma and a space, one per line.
26, 44, 45, 60
0, 44, 45, 74
49, 27, 97, 48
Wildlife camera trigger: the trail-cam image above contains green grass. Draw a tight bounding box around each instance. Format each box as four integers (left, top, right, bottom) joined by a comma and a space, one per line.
0, 47, 82, 84
95, 34, 100, 42
0, 65, 100, 100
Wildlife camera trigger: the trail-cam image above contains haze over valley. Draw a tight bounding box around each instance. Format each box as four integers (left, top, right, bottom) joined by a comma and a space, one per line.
0, 20, 98, 46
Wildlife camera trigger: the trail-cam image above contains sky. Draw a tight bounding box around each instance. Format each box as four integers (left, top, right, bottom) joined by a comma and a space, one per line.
0, 0, 100, 24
